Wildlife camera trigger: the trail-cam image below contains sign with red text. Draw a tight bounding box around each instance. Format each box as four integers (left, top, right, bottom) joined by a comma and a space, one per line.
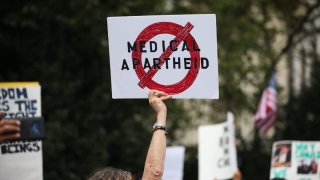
198, 112, 237, 180
270, 141, 320, 180
0, 82, 43, 180
107, 14, 219, 99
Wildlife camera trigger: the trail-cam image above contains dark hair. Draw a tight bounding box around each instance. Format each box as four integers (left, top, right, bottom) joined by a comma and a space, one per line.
87, 167, 132, 180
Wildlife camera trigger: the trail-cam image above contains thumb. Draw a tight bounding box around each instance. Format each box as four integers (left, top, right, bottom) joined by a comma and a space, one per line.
160, 95, 172, 101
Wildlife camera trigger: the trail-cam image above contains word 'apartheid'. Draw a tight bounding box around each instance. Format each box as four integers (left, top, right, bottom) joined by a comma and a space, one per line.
121, 40, 210, 70
121, 57, 209, 70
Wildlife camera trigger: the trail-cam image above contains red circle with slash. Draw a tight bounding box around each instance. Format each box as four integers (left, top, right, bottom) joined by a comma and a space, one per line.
132, 22, 200, 95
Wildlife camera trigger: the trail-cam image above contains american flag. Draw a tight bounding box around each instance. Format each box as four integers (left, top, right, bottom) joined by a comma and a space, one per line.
254, 72, 277, 134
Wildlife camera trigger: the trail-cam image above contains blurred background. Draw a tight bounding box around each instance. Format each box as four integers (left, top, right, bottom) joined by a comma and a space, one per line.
1, 0, 320, 179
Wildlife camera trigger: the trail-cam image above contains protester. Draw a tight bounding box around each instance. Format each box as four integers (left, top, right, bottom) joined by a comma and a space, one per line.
87, 167, 132, 180
87, 90, 171, 180
0, 112, 20, 143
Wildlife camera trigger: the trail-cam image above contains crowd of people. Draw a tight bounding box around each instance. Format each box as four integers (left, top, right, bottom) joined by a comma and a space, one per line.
1, 90, 242, 180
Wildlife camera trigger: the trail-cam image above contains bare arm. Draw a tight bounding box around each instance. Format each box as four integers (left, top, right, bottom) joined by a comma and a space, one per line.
142, 90, 171, 180
0, 112, 20, 143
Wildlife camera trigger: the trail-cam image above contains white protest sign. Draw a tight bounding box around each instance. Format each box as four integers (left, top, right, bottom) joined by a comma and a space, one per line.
198, 112, 237, 180
0, 82, 43, 180
163, 146, 185, 180
107, 14, 219, 99
270, 141, 320, 180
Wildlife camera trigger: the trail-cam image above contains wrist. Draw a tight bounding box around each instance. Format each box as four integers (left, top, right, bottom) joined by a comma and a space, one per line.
152, 122, 167, 134
156, 118, 167, 125
156, 114, 166, 125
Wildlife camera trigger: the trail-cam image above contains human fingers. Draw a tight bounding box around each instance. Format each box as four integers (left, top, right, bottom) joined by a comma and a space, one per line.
148, 90, 160, 98
153, 90, 168, 97
0, 112, 4, 120
0, 133, 20, 143
1, 119, 20, 126
0, 122, 21, 135
160, 94, 172, 101
148, 90, 166, 102
148, 90, 156, 99
147, 90, 172, 101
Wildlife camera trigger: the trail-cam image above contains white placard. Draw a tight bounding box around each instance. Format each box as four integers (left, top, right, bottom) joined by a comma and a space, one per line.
163, 146, 185, 180
270, 141, 320, 180
198, 112, 237, 180
0, 82, 43, 180
107, 14, 219, 99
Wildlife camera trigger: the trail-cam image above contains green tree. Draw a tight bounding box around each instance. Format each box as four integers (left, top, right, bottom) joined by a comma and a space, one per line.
0, 1, 188, 179
1, 0, 320, 180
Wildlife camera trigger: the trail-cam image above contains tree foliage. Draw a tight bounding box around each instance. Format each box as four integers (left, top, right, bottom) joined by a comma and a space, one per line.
1, 0, 320, 180
1, 1, 173, 179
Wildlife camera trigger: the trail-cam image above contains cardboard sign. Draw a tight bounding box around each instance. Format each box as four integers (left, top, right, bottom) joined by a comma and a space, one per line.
270, 141, 320, 180
163, 146, 185, 180
0, 82, 43, 180
107, 14, 219, 99
198, 112, 238, 180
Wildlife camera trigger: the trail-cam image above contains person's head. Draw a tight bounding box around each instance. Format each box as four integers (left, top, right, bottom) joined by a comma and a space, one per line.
87, 167, 132, 180
280, 144, 290, 153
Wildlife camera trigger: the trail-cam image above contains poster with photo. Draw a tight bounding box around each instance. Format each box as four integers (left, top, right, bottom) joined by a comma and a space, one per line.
270, 141, 320, 180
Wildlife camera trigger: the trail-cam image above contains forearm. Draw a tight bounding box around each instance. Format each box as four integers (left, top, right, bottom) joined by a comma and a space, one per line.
142, 112, 167, 180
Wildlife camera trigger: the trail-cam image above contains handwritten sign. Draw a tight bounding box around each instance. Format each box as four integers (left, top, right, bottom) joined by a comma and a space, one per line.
0, 82, 43, 180
270, 141, 320, 180
198, 112, 237, 180
107, 14, 219, 99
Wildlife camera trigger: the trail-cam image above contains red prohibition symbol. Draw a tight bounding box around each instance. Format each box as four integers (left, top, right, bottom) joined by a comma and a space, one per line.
132, 22, 201, 95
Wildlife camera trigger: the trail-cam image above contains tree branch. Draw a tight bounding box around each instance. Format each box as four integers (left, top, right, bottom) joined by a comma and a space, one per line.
264, 1, 320, 86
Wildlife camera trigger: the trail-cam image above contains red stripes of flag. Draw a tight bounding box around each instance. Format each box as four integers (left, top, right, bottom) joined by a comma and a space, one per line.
254, 86, 277, 134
